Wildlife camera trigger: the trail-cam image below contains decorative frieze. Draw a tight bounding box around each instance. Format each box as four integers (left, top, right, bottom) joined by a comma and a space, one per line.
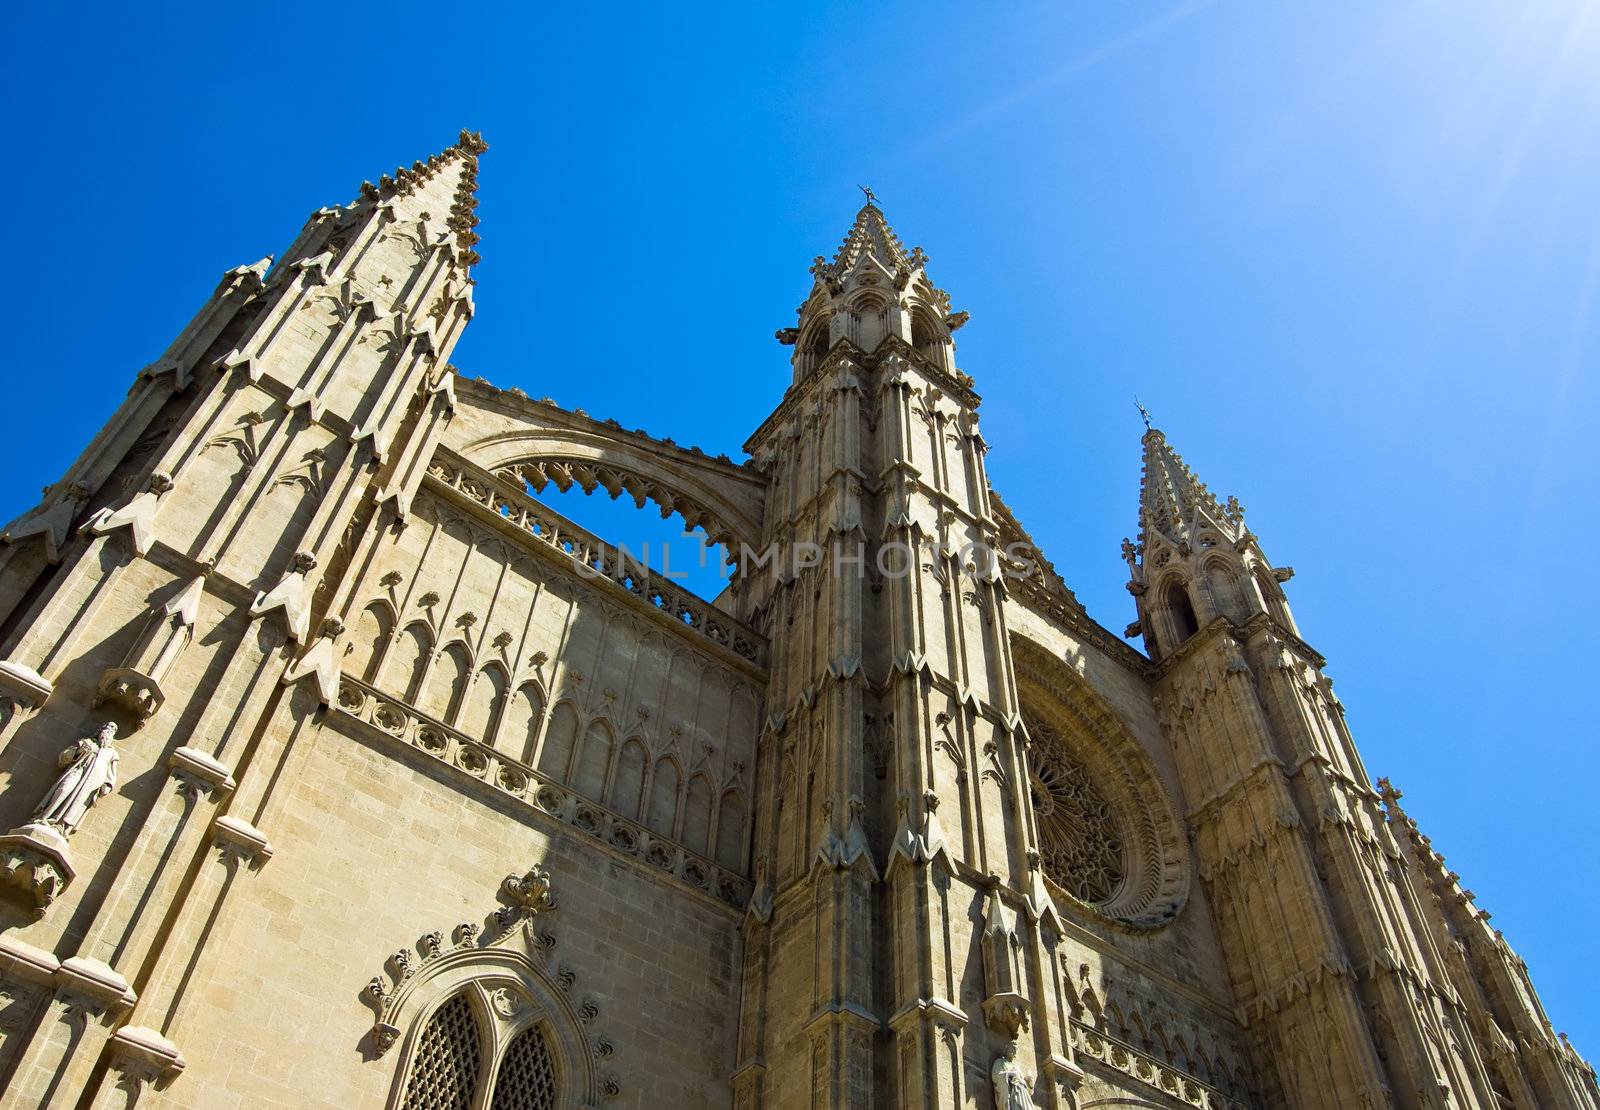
1070, 1020, 1250, 1109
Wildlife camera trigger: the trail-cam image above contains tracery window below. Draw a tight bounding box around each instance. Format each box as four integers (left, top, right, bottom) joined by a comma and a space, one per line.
1026, 716, 1128, 906
401, 993, 482, 1110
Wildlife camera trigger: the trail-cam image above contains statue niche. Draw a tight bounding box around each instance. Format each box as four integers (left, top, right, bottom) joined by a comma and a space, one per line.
0, 721, 120, 908
34, 721, 121, 834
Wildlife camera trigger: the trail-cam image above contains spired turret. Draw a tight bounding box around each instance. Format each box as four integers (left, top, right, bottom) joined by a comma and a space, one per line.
1125, 424, 1297, 661
776, 197, 970, 385
1130, 423, 1600, 1108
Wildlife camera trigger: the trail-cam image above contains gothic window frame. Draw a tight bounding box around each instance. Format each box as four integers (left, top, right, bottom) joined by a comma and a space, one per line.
385, 948, 596, 1110
1011, 635, 1191, 929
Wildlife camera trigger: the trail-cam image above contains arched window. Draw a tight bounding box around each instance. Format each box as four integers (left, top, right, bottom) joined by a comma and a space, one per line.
1204, 561, 1246, 624
1255, 569, 1295, 632
537, 703, 579, 783
392, 978, 571, 1110
490, 1025, 558, 1109
1162, 578, 1199, 648
400, 992, 483, 1110
389, 623, 434, 703
910, 305, 945, 365
804, 315, 832, 368
350, 602, 394, 684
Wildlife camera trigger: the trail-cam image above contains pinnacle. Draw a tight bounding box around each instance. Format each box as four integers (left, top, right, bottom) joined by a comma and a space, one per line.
349, 130, 488, 267
823, 201, 925, 277
1135, 425, 1239, 547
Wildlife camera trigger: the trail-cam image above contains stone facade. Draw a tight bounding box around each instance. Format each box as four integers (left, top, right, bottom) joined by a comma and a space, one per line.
0, 133, 1591, 1109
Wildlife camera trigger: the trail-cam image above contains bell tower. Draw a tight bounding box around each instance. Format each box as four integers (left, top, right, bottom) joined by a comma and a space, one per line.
732, 201, 1085, 1108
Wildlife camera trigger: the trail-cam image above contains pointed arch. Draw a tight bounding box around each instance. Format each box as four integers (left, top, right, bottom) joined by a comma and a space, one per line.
381, 943, 602, 1108
460, 661, 510, 744
513, 682, 546, 765
399, 990, 485, 1110
646, 756, 681, 838
389, 621, 435, 703
1159, 575, 1199, 649
424, 641, 474, 724
681, 774, 714, 856
537, 702, 579, 784
1198, 556, 1244, 624
350, 600, 396, 684
570, 719, 614, 801
609, 738, 648, 822
490, 1023, 557, 1110
714, 790, 747, 872
909, 302, 947, 366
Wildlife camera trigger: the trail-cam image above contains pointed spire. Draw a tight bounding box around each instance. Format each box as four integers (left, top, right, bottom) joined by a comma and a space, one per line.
349, 129, 487, 266
1135, 424, 1245, 550
781, 197, 966, 385
818, 201, 925, 280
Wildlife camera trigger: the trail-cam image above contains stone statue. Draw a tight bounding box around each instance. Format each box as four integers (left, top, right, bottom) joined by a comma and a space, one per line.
32, 722, 119, 835
990, 1039, 1034, 1109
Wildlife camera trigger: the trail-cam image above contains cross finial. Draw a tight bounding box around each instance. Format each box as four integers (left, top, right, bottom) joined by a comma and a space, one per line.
1134, 396, 1152, 430
858, 184, 878, 207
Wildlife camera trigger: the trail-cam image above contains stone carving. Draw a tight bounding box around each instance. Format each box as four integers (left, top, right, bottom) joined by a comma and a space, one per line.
34, 722, 119, 835
990, 1040, 1035, 1109
979, 880, 1029, 1037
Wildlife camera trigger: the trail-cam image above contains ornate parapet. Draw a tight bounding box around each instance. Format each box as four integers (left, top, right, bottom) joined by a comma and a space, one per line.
0, 822, 74, 908
425, 456, 767, 668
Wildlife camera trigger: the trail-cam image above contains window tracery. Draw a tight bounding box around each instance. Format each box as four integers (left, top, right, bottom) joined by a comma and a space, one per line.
1026, 714, 1127, 906
373, 866, 616, 1108
401, 992, 482, 1110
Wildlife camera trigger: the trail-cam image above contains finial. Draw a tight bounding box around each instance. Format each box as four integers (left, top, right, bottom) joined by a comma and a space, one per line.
858, 184, 878, 208
1134, 396, 1152, 430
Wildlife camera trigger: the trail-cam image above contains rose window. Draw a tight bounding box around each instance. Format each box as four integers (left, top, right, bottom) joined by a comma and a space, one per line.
1027, 718, 1127, 906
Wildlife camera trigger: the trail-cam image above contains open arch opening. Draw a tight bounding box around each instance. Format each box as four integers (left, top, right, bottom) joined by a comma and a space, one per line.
509, 480, 731, 605
1161, 578, 1199, 650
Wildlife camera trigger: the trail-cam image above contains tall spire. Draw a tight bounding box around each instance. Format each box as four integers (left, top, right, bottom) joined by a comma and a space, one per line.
1125, 423, 1296, 660
1135, 424, 1246, 553
818, 201, 925, 281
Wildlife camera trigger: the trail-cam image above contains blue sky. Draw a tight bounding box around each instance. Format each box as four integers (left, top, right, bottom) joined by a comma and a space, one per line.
4, 1, 1597, 1049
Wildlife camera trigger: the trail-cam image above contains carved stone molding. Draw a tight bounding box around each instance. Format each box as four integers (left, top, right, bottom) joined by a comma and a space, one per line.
168, 746, 236, 800
107, 1024, 185, 1092
0, 822, 75, 908
1070, 1020, 1250, 1110
211, 815, 274, 869
0, 660, 52, 710
54, 956, 137, 1023
365, 865, 622, 1107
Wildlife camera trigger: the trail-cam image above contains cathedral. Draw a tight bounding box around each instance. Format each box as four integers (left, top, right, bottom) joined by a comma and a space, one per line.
0, 131, 1591, 1110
